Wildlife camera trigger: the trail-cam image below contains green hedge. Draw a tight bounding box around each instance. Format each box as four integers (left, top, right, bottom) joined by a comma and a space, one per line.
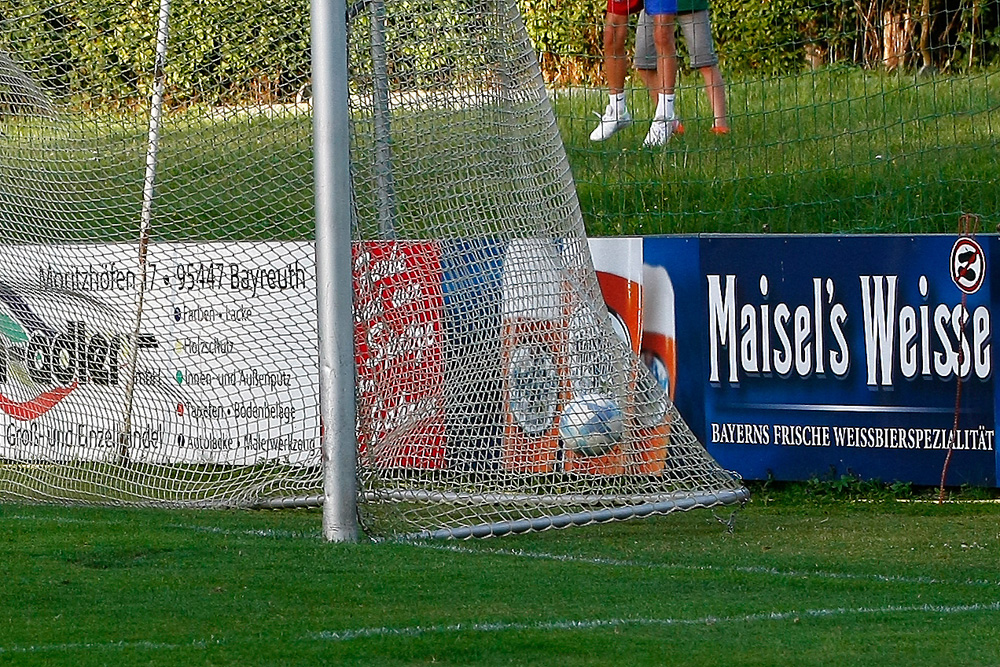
522, 0, 1000, 81
520, 0, 603, 84
519, 0, 818, 80
0, 0, 310, 106
711, 0, 817, 74
1, 0, 997, 106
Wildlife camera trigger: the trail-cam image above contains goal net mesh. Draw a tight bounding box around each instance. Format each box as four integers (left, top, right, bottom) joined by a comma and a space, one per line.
0, 0, 319, 508
0, 0, 747, 538
346, 0, 746, 537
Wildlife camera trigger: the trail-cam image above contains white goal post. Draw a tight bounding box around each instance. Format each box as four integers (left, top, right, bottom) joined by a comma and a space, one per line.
314, 0, 361, 542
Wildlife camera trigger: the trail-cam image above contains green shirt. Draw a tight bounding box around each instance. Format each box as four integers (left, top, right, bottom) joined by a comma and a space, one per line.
678, 0, 710, 13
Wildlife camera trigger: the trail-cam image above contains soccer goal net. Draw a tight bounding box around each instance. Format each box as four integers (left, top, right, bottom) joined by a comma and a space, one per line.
0, 0, 748, 538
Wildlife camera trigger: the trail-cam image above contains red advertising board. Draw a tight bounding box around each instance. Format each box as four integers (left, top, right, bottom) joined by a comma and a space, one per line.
353, 241, 447, 469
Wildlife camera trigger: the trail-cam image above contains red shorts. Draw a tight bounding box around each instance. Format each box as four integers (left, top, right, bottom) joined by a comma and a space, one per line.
607, 0, 642, 16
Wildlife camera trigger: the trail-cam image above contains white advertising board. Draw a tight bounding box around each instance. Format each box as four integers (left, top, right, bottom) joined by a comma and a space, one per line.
0, 242, 319, 466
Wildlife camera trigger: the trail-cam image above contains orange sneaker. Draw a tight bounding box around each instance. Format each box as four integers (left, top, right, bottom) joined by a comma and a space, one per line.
711, 125, 730, 135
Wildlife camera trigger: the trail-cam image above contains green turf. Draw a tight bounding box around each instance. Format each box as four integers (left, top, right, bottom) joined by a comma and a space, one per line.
556, 67, 999, 235
3, 485, 999, 666
2, 67, 998, 665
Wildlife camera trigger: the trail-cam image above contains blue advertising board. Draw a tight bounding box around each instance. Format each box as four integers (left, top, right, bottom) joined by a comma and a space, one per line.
642, 235, 996, 487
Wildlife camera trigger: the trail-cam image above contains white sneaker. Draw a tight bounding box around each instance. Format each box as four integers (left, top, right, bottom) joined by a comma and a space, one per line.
589, 105, 632, 141
643, 116, 682, 147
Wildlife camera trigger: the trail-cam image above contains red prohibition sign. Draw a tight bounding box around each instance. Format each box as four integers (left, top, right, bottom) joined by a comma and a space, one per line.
950, 237, 986, 294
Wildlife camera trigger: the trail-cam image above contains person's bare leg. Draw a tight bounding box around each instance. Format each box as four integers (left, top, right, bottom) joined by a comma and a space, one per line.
699, 64, 729, 132
652, 14, 677, 109
637, 66, 686, 135
603, 13, 630, 95
591, 13, 633, 141
644, 14, 680, 146
637, 67, 658, 104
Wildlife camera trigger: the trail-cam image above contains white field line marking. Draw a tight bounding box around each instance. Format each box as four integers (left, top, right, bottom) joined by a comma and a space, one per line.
4, 513, 316, 540
4, 602, 998, 654
0, 639, 219, 655
4, 513, 123, 526
164, 523, 315, 540
412, 542, 1000, 589
308, 601, 1000, 642
7, 513, 998, 588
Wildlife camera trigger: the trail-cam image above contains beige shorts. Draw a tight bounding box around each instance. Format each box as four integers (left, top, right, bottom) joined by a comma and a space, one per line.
634, 9, 719, 70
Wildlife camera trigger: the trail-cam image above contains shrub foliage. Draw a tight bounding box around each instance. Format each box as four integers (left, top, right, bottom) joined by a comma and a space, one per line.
0, 0, 997, 103
0, 0, 310, 106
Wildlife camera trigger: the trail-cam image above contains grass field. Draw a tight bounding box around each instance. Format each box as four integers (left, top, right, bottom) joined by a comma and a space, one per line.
2, 66, 999, 665
3, 483, 1000, 666
556, 67, 999, 235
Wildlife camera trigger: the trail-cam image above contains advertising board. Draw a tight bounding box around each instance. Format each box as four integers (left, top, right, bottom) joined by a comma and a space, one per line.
0, 242, 318, 466
642, 235, 996, 487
